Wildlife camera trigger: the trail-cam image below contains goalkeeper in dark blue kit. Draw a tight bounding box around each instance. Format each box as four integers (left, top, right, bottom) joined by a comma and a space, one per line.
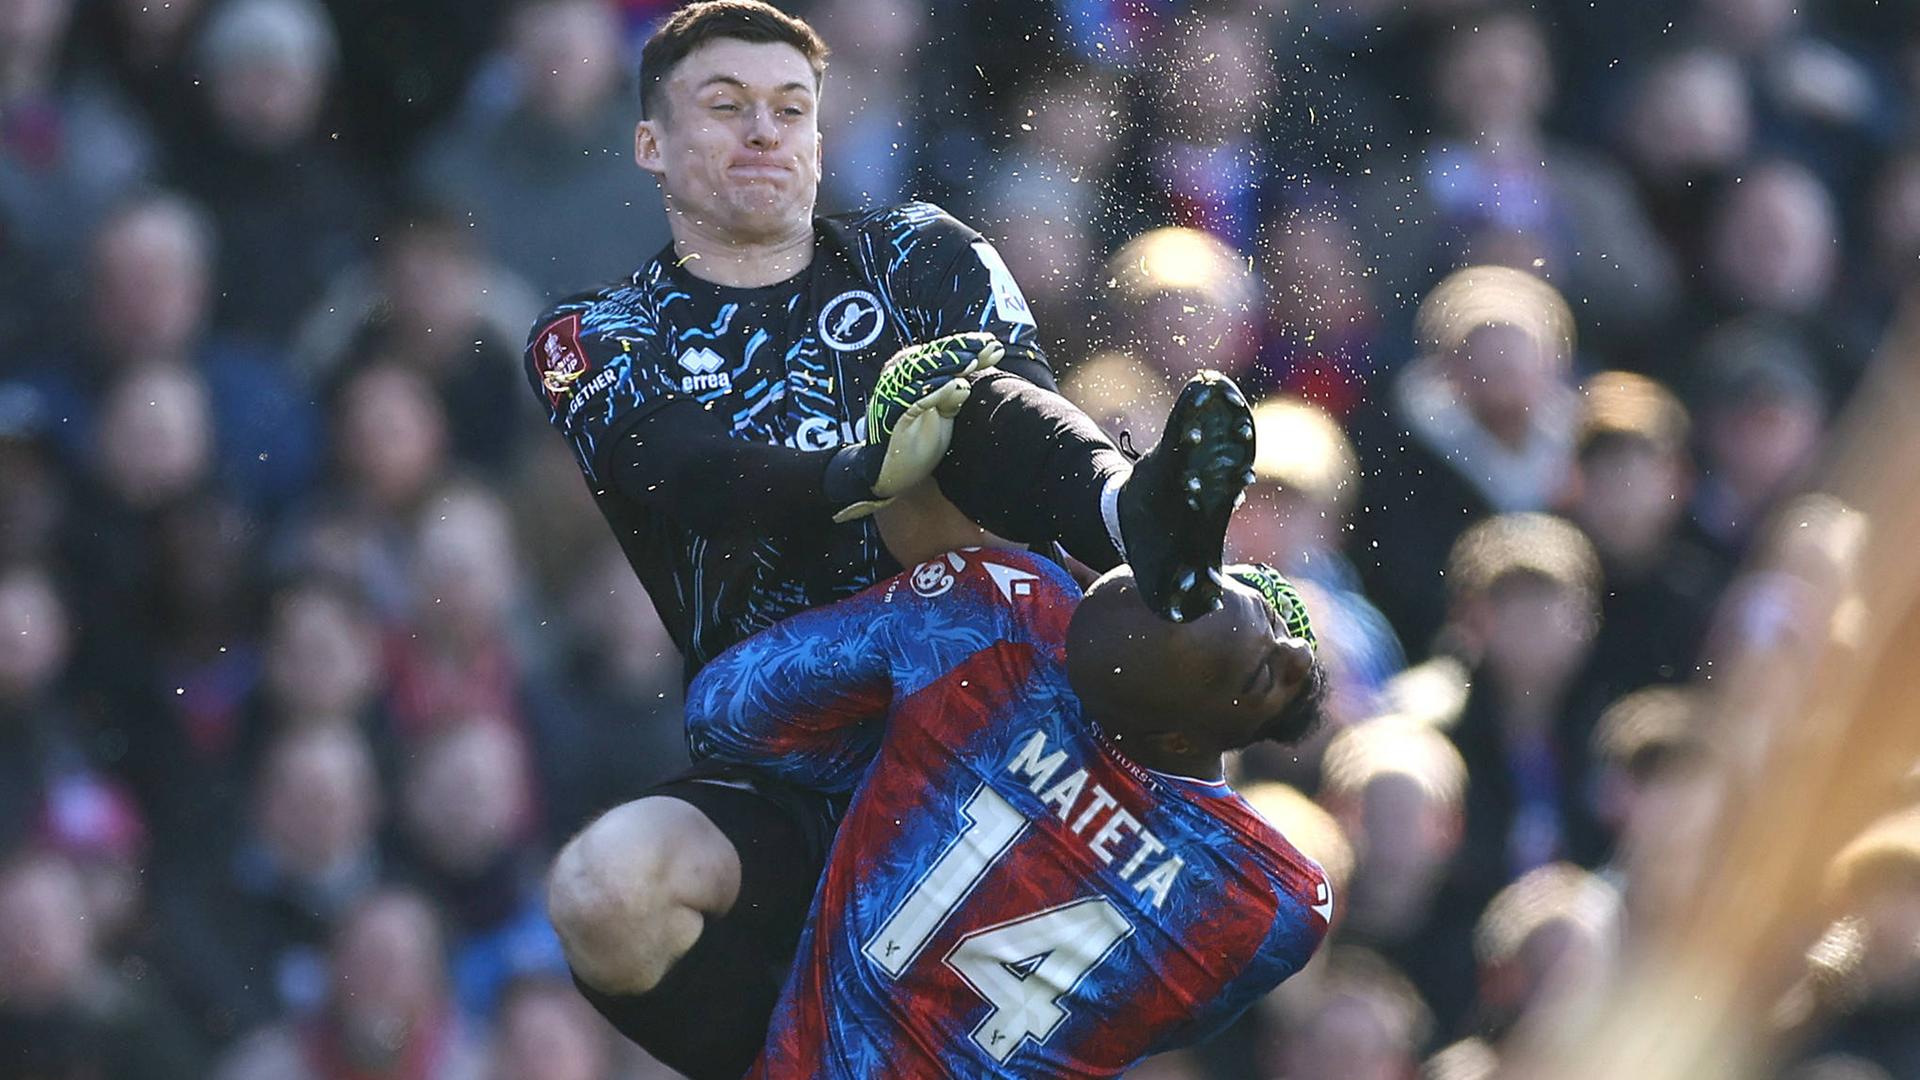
531, 4, 1259, 1076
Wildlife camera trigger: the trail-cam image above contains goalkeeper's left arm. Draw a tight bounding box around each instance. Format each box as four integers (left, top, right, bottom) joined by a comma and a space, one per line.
590, 332, 1000, 536
830, 332, 1004, 522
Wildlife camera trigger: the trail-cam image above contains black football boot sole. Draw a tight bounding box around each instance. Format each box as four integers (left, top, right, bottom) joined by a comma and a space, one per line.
1117, 370, 1258, 622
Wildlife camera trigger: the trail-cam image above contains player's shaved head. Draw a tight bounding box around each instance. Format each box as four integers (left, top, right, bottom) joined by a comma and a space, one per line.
1067, 572, 1192, 719
1067, 568, 1323, 772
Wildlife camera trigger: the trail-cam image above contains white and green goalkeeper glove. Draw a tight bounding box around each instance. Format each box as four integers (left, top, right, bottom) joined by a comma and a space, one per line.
1226, 562, 1318, 652
830, 332, 1005, 523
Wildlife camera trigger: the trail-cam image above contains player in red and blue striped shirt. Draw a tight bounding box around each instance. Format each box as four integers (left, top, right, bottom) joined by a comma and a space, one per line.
686, 546, 1333, 1077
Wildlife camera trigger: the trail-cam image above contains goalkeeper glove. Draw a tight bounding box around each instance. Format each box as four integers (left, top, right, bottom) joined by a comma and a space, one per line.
1225, 562, 1318, 652
830, 333, 1005, 523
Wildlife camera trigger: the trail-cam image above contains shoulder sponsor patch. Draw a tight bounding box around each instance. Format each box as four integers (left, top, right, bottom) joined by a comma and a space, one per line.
533, 314, 592, 407
970, 240, 1035, 328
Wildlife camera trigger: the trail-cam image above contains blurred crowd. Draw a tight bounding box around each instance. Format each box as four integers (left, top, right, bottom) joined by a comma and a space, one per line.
2, 0, 1918, 1077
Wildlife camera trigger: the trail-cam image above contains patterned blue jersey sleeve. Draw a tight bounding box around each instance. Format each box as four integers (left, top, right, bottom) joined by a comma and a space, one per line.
894, 205, 1049, 372
684, 549, 1078, 794
524, 289, 682, 486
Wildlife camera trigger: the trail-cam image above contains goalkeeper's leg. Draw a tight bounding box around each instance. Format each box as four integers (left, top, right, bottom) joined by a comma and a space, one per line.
935, 368, 1256, 622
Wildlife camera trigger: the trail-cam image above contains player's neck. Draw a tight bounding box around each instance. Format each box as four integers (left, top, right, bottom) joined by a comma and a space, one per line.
1104, 725, 1226, 784
666, 215, 815, 288
1138, 749, 1228, 785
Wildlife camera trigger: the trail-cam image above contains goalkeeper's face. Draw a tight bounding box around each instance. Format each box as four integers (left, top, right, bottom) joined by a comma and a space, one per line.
637, 38, 822, 240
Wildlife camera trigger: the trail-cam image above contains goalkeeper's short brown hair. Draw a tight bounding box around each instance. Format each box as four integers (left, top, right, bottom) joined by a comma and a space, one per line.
1445, 512, 1602, 606
638, 1, 829, 121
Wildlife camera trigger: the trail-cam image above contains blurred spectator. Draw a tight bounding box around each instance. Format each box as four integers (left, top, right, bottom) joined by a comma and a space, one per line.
397, 720, 566, 1023
1102, 226, 1260, 389
0, 383, 70, 565
1318, 717, 1479, 1040
324, 0, 514, 169
292, 200, 543, 476
0, 849, 202, 1079
1134, 10, 1283, 250
1347, 265, 1579, 654
214, 887, 485, 1080
1262, 946, 1434, 1080
413, 0, 669, 302
558, 543, 690, 812
1255, 205, 1389, 414
0, 0, 155, 355
1833, 148, 1920, 371
1614, 47, 1754, 272
1689, 0, 1894, 195
172, 0, 376, 345
1061, 351, 1175, 451
102, 490, 270, 860
256, 577, 389, 735
20, 191, 320, 516
1560, 372, 1721, 736
157, 723, 385, 1045
809, 0, 931, 213
1704, 161, 1842, 334
1585, 686, 1718, 927
1685, 319, 1829, 569
281, 360, 455, 618
1356, 6, 1677, 350
1229, 396, 1404, 721
1469, 861, 1621, 1044
389, 482, 591, 840
976, 67, 1131, 364
0, 566, 91, 849
489, 975, 620, 1080
74, 0, 213, 152
1422, 514, 1603, 910
197, 575, 397, 859
1796, 809, 1920, 1077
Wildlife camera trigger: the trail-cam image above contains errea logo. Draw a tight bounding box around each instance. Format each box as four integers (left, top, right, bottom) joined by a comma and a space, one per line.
677, 347, 732, 394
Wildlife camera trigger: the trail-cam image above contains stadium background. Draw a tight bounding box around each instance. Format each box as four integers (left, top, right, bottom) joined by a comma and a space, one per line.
2, 0, 1918, 1076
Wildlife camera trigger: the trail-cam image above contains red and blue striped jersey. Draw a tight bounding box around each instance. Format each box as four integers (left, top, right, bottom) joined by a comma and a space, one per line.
685, 549, 1332, 1077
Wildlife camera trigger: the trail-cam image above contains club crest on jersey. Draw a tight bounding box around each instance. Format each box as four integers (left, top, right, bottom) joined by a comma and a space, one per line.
910, 559, 957, 598
677, 346, 733, 394
535, 314, 591, 405
819, 289, 886, 352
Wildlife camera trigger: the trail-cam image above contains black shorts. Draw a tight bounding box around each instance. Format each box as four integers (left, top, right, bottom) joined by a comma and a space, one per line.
571, 761, 845, 1080
652, 760, 845, 943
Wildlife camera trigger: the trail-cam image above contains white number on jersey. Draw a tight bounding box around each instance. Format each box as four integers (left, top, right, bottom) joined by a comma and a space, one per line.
863, 784, 1028, 977
946, 897, 1133, 1062
862, 783, 1137, 1064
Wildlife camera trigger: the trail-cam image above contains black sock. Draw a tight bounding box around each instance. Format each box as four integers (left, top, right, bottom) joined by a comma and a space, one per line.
936, 370, 1130, 570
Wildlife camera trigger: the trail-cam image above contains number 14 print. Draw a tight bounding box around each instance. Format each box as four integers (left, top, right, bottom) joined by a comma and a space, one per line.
862, 784, 1135, 1063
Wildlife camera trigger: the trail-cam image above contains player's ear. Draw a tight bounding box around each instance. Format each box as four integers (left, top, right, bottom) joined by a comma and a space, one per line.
635, 119, 666, 176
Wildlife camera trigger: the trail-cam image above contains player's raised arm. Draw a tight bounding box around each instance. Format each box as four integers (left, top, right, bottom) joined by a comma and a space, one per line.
685, 548, 1072, 791
682, 587, 895, 794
